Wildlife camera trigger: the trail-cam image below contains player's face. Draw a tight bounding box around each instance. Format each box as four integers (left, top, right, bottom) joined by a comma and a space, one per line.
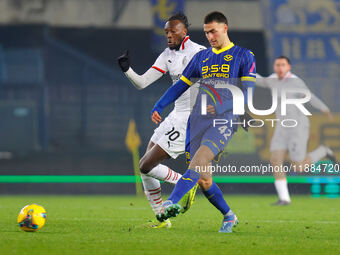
164, 20, 187, 50
204, 22, 228, 49
273, 58, 291, 79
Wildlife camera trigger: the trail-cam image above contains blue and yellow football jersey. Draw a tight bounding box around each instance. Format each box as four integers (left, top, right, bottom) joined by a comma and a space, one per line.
151, 42, 256, 161
180, 42, 256, 115
180, 42, 256, 161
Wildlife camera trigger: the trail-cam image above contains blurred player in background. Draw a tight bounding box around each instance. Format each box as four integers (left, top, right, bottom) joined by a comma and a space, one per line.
256, 56, 336, 205
117, 12, 205, 228
151, 11, 256, 233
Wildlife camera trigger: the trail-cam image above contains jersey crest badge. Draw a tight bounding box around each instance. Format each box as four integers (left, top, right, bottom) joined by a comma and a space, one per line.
224, 55, 233, 61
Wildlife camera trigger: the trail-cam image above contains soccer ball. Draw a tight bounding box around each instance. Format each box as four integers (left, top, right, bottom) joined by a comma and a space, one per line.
17, 204, 47, 232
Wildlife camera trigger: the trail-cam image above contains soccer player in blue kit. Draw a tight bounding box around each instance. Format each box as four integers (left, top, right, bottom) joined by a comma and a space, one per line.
151, 11, 256, 233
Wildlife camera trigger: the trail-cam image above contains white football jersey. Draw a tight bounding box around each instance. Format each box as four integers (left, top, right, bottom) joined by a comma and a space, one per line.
257, 71, 329, 124
152, 36, 206, 112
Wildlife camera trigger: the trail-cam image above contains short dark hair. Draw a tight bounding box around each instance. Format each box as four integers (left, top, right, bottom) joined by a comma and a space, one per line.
204, 11, 228, 25
275, 55, 291, 64
168, 12, 190, 29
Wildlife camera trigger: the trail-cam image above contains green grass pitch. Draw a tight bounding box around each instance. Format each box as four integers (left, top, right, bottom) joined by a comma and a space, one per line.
0, 195, 340, 255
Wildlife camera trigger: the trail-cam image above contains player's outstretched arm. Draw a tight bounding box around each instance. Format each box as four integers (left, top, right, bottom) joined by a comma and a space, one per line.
310, 92, 334, 121
255, 73, 268, 88
117, 50, 131, 72
125, 68, 163, 90
117, 50, 163, 90
323, 110, 334, 121
151, 111, 162, 124
151, 79, 190, 124
297, 79, 333, 121
309, 92, 330, 112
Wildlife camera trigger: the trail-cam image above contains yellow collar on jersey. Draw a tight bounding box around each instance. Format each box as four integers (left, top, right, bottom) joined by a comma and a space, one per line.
212, 42, 234, 54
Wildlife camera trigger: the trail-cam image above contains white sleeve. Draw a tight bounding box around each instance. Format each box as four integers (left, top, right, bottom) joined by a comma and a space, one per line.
198, 45, 207, 51
124, 51, 168, 90
255, 73, 269, 88
125, 67, 163, 90
297, 78, 329, 112
309, 93, 330, 112
151, 51, 168, 74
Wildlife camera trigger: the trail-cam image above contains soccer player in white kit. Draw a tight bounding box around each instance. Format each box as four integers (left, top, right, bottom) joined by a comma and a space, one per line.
256, 56, 336, 205
117, 13, 205, 227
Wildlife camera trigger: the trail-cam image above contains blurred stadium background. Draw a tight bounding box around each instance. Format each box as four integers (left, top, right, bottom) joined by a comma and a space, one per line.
0, 0, 339, 196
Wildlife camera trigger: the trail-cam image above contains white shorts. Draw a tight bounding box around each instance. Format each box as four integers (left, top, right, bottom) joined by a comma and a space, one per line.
150, 110, 190, 159
270, 122, 309, 162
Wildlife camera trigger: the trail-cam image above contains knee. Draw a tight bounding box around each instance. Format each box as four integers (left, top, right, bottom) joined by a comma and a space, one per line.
270, 155, 281, 166
139, 157, 151, 174
291, 160, 306, 172
291, 161, 300, 167
198, 177, 213, 191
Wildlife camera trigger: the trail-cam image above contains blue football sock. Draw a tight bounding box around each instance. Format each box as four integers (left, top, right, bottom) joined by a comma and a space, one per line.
168, 169, 200, 204
203, 181, 230, 215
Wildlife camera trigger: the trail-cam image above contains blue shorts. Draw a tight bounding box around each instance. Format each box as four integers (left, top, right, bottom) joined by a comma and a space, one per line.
185, 112, 238, 164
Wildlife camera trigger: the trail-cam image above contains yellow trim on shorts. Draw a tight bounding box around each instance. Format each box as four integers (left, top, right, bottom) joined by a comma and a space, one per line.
201, 139, 220, 152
